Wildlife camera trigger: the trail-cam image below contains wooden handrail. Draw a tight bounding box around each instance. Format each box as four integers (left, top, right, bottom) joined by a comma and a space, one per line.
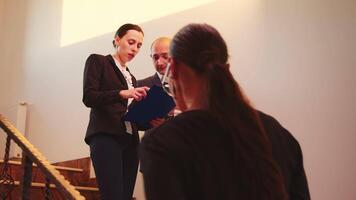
0, 114, 85, 200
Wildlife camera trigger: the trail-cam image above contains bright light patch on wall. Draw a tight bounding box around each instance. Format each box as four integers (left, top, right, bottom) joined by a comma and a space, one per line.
60, 0, 215, 47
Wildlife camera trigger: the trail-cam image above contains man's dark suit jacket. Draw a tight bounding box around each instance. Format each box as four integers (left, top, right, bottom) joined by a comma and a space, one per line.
259, 111, 310, 200
83, 54, 138, 144
137, 73, 161, 88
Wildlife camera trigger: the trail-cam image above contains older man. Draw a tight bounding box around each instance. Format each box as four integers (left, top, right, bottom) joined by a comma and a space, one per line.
137, 37, 171, 89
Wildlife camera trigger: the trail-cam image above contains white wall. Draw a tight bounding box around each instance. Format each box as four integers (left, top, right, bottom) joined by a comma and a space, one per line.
254, 1, 356, 200
0, 0, 355, 200
0, 0, 27, 157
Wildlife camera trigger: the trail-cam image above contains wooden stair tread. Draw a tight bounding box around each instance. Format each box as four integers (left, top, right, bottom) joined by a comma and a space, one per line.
0, 180, 99, 192
0, 159, 84, 172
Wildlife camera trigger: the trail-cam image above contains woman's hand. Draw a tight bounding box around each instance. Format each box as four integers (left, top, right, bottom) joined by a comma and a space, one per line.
119, 86, 149, 101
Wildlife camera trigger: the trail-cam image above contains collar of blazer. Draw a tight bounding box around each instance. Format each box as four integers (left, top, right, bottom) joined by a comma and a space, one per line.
106, 55, 136, 88
153, 73, 163, 87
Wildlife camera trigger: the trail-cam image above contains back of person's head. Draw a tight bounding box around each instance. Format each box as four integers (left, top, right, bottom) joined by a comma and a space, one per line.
113, 23, 144, 47
170, 23, 257, 133
170, 23, 287, 200
171, 23, 227, 73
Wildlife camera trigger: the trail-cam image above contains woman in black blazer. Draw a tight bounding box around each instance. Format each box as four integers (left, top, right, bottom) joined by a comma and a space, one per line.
83, 23, 148, 200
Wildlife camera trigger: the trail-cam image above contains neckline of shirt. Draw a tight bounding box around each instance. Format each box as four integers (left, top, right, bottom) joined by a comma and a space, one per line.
111, 54, 128, 71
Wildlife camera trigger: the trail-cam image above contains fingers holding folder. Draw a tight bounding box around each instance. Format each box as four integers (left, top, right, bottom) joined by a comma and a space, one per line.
123, 85, 176, 129
120, 86, 150, 101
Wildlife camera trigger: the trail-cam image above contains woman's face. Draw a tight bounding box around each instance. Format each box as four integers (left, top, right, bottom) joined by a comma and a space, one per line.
114, 30, 144, 65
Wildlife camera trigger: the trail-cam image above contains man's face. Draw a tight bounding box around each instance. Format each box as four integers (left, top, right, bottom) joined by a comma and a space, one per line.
151, 39, 171, 75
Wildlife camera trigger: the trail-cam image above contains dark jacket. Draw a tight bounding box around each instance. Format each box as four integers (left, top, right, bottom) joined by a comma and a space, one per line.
137, 73, 161, 88
140, 110, 287, 200
140, 110, 310, 200
83, 54, 138, 144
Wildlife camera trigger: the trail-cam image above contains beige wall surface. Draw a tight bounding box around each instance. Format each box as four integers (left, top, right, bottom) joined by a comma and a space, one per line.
0, 0, 28, 157
0, 0, 355, 200
254, 1, 356, 200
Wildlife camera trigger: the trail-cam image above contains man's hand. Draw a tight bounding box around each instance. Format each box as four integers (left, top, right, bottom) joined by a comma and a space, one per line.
119, 86, 149, 101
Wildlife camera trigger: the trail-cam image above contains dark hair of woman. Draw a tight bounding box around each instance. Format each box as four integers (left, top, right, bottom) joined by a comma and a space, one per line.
170, 23, 287, 199
112, 23, 144, 47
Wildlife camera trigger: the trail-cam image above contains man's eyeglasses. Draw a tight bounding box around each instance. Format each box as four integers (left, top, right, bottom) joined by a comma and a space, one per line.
151, 52, 169, 61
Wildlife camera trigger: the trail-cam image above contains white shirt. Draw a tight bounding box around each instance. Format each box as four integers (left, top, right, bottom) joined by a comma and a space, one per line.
112, 55, 134, 134
156, 72, 163, 81
112, 55, 134, 104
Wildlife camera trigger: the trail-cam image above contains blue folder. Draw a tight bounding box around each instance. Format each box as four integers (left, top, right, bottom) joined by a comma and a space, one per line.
123, 85, 176, 129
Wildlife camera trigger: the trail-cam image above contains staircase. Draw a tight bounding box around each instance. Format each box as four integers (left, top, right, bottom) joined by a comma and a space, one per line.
0, 157, 100, 199
0, 114, 142, 199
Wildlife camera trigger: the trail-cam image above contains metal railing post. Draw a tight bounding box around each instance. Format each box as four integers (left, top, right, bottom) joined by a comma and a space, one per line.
0, 136, 15, 199
19, 153, 33, 200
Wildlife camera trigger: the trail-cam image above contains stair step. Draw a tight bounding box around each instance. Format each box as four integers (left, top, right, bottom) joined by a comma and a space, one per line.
0, 157, 100, 199
0, 159, 83, 172
0, 180, 99, 192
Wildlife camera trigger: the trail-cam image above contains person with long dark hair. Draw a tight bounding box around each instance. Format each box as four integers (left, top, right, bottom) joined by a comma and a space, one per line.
139, 23, 287, 200
83, 23, 148, 200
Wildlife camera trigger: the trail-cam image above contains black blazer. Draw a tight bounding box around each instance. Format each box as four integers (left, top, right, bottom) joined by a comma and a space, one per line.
137, 73, 162, 88
83, 54, 138, 144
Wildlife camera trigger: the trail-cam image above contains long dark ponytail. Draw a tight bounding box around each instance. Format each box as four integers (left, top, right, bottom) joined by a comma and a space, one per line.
170, 23, 287, 199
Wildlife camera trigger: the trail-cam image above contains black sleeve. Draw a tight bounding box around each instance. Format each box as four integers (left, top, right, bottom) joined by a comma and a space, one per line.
140, 131, 186, 200
258, 111, 310, 200
289, 142, 311, 200
82, 54, 126, 107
